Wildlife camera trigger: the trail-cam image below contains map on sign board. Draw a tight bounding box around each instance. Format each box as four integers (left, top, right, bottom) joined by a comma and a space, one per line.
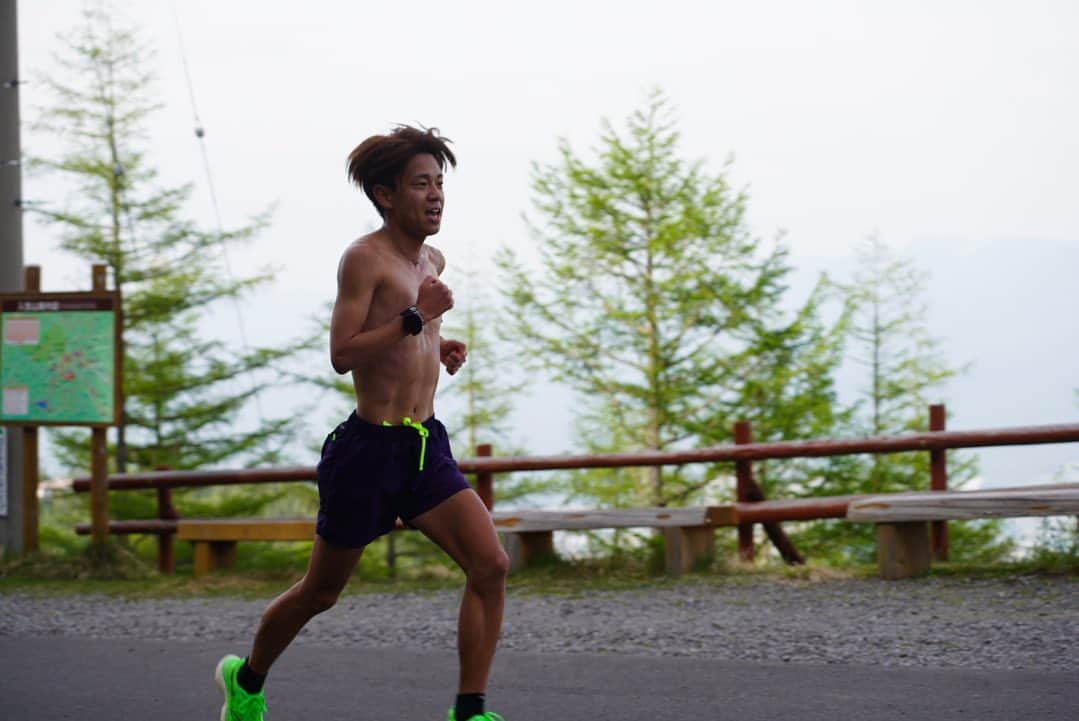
0, 294, 120, 425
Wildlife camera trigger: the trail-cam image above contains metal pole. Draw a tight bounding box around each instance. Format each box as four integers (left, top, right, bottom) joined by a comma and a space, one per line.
0, 0, 26, 556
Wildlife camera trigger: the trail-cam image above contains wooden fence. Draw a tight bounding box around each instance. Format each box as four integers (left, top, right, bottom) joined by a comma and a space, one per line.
72, 405, 1079, 572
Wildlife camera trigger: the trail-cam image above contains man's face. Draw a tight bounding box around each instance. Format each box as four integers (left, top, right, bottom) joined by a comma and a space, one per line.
388, 153, 444, 237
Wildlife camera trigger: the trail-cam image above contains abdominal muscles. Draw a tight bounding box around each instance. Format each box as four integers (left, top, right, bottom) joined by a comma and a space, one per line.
352, 324, 442, 423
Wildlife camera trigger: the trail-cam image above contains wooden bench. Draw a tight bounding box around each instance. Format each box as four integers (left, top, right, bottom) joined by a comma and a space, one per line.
847, 483, 1079, 579
174, 507, 739, 577
493, 506, 736, 575
177, 519, 317, 576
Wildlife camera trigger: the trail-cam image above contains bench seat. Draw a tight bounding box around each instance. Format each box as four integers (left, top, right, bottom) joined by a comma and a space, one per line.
177, 519, 316, 576
492, 506, 736, 575
847, 483, 1079, 579
172, 506, 740, 577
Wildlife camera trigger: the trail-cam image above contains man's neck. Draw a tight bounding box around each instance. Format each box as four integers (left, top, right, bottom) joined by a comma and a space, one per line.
381, 223, 426, 265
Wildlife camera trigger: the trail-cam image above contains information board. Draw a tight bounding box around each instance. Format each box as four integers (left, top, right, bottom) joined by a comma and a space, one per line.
0, 293, 121, 426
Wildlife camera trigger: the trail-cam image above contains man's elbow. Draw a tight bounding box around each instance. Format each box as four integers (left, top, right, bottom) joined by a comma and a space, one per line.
330, 349, 350, 375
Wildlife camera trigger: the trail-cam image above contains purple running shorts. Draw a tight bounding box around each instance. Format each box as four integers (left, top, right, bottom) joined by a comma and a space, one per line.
315, 412, 472, 548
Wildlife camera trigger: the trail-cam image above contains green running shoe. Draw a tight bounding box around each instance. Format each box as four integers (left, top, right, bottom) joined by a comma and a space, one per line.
214, 654, 267, 721
447, 711, 505, 721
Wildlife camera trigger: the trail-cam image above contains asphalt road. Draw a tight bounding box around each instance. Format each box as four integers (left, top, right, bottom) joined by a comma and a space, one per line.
1, 636, 1075, 720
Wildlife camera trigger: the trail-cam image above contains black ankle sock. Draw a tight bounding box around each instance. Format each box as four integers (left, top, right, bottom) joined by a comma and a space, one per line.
455, 692, 485, 720
237, 658, 266, 694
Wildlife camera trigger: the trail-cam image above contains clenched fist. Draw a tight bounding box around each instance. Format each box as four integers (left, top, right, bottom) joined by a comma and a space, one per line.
440, 338, 467, 375
415, 275, 454, 321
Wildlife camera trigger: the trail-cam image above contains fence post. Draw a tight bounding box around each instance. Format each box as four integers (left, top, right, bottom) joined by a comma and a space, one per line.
156, 487, 177, 574
20, 420, 37, 554
929, 403, 948, 561
89, 264, 109, 548
154, 466, 178, 574
476, 443, 494, 510
734, 421, 755, 562
20, 267, 41, 555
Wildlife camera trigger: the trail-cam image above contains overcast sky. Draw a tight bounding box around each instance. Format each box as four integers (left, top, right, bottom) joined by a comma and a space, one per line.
15, 1, 1079, 509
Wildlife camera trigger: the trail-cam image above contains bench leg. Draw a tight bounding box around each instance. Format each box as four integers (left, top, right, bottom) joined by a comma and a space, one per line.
664, 526, 715, 576
191, 541, 238, 577
500, 531, 554, 573
876, 522, 931, 580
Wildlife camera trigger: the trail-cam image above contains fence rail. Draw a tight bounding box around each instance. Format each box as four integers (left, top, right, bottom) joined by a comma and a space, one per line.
73, 421, 1079, 490
70, 410, 1079, 573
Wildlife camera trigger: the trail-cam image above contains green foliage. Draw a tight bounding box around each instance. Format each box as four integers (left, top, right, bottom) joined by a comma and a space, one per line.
696, 277, 859, 512
845, 235, 963, 438
948, 521, 1017, 564
810, 235, 1010, 562
1026, 517, 1079, 573
28, 2, 313, 485
497, 89, 848, 510
785, 519, 876, 565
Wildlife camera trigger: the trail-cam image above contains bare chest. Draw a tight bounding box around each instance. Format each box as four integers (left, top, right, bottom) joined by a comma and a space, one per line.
365, 254, 441, 331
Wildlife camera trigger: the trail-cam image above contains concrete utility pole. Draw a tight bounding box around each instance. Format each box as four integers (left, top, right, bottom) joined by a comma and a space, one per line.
0, 0, 26, 555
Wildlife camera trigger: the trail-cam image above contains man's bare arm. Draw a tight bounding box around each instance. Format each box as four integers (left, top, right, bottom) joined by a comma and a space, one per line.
329, 245, 408, 374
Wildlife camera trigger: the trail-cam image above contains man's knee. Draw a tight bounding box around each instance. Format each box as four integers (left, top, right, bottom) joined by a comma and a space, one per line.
468, 548, 509, 589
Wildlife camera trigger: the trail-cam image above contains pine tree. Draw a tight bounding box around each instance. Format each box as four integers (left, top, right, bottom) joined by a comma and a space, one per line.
824, 235, 1013, 562
497, 90, 848, 514
28, 4, 314, 525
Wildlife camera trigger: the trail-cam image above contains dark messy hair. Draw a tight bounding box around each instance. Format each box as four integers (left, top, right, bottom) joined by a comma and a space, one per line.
346, 125, 456, 217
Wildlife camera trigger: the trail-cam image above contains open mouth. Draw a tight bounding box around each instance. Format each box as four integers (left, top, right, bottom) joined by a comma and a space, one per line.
426, 207, 442, 221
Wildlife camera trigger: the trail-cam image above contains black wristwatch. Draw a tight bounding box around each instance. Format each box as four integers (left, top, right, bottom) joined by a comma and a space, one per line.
400, 306, 424, 336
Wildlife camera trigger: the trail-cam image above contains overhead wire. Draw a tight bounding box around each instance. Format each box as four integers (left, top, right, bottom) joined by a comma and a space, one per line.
169, 1, 267, 423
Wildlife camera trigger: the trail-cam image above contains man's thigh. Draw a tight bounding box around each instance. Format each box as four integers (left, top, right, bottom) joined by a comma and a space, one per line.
407, 489, 503, 572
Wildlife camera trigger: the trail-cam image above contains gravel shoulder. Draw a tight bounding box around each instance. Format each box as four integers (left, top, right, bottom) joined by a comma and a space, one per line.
2, 574, 1076, 671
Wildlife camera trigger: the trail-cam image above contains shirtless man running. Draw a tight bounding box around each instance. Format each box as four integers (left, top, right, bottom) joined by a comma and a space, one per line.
215, 125, 509, 721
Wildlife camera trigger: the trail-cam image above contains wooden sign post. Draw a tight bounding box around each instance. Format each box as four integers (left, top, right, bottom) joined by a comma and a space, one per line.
19, 265, 38, 554
90, 264, 110, 547
0, 264, 122, 553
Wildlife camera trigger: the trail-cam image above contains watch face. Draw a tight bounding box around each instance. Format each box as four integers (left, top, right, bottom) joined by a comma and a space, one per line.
402, 308, 423, 335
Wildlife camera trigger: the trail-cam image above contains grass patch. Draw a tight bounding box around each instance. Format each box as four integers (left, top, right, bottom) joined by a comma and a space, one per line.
927, 556, 1079, 579
3, 532, 1074, 600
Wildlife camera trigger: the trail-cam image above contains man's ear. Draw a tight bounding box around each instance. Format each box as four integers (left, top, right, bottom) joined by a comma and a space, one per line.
373, 184, 394, 214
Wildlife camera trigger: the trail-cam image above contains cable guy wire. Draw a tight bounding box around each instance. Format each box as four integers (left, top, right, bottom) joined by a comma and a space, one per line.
170, 1, 267, 423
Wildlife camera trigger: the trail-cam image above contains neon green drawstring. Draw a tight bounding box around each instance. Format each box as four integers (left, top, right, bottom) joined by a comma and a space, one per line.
382, 417, 430, 471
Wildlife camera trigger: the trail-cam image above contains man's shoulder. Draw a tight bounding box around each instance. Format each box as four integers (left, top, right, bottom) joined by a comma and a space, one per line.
338, 235, 388, 284
341, 234, 387, 265
426, 244, 447, 274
